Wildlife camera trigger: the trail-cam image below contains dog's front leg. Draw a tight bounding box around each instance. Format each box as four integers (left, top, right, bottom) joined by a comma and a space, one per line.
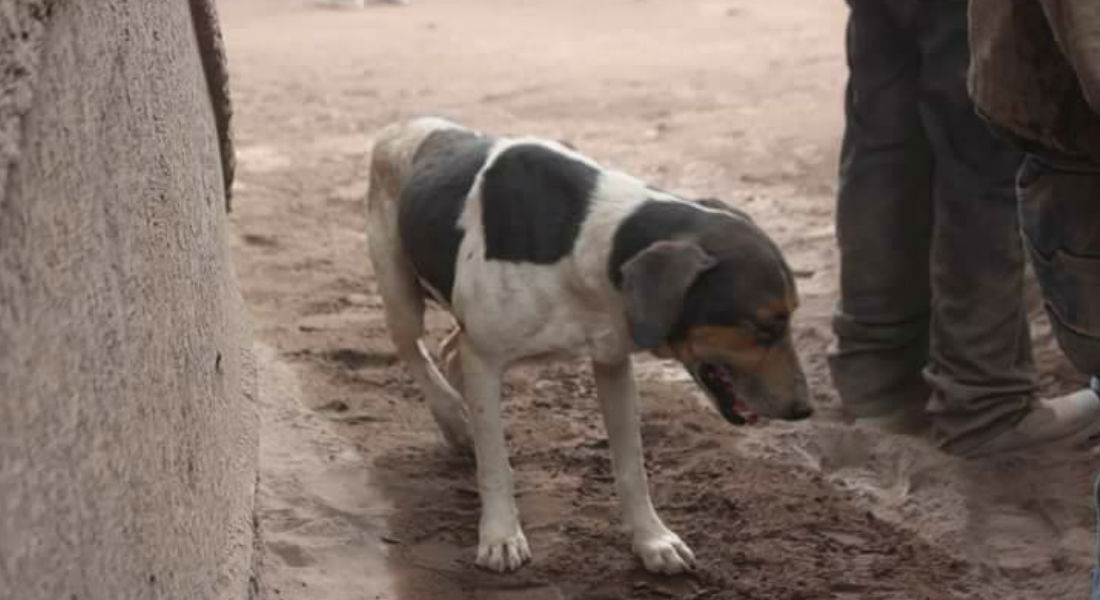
461, 336, 531, 572
593, 358, 696, 574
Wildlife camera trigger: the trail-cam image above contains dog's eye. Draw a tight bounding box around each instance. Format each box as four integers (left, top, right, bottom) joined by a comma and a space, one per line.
754, 317, 789, 346
737, 320, 774, 346
756, 328, 779, 346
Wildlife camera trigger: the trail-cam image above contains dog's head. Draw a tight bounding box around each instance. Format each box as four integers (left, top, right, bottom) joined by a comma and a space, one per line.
619, 200, 812, 425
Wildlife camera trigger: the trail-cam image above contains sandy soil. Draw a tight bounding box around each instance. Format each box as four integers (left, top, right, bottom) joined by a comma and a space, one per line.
219, 1, 1097, 598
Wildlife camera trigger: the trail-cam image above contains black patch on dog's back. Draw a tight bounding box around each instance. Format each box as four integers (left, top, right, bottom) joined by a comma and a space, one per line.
480, 143, 598, 263
399, 129, 493, 302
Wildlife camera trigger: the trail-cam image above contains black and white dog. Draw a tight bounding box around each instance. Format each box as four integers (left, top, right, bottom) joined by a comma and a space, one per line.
366, 118, 812, 574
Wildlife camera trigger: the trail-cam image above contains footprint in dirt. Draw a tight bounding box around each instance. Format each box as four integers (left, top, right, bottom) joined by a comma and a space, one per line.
241, 233, 280, 248
314, 396, 392, 424
322, 348, 397, 370
286, 347, 397, 370
268, 540, 319, 568
736, 419, 1097, 594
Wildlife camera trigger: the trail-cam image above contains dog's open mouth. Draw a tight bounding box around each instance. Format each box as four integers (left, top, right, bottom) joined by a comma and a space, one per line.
696, 363, 758, 426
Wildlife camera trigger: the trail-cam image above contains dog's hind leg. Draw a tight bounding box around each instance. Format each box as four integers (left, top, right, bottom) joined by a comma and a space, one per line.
368, 222, 472, 452
366, 130, 472, 453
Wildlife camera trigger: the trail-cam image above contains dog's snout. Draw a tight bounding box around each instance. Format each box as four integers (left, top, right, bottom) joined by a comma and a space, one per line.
787, 404, 814, 421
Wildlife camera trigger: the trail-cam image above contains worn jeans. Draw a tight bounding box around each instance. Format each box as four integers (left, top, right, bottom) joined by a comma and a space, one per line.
1017, 155, 1100, 376
1095, 429, 1100, 600
829, 0, 1033, 452
1094, 379, 1100, 600
1020, 157, 1100, 599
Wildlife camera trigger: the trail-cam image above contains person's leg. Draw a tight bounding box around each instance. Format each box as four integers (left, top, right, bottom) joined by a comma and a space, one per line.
1021, 159, 1100, 595
921, 82, 1100, 455
968, 157, 1100, 457
1090, 357, 1100, 593
829, 0, 935, 424
1017, 155, 1100, 377
908, 0, 1038, 454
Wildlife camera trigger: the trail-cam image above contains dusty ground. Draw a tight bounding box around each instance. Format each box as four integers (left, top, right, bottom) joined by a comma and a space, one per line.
219, 1, 1097, 598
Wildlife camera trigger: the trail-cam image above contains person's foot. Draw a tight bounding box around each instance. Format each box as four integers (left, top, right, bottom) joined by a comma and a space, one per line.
954, 385, 1100, 458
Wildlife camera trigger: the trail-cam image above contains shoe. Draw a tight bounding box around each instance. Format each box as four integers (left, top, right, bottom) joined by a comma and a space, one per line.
956, 386, 1100, 458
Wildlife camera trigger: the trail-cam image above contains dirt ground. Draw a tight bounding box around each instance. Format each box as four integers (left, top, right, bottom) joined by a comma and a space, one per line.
218, 1, 1097, 598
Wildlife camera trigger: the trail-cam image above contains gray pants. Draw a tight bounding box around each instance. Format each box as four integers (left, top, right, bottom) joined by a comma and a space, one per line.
829, 0, 1034, 451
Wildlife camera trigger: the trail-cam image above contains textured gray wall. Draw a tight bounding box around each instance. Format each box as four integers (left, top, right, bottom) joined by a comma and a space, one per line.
0, 2, 259, 599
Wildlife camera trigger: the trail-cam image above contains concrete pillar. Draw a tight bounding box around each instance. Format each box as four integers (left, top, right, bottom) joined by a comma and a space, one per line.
0, 2, 259, 599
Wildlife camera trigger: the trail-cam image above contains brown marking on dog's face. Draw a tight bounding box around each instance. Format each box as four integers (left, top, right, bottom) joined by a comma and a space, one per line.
755, 292, 798, 324
674, 325, 757, 365
670, 319, 809, 424
615, 197, 812, 424
664, 214, 811, 424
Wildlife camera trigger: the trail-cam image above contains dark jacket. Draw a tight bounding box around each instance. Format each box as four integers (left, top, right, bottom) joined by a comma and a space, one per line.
968, 0, 1100, 163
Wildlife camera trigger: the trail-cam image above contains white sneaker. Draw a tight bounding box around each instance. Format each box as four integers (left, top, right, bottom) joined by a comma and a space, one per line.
957, 386, 1100, 458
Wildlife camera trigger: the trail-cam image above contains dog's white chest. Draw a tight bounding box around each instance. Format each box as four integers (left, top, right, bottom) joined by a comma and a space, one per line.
450, 256, 631, 364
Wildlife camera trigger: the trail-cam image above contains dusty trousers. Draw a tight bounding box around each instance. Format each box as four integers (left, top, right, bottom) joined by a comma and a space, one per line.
828, 0, 1034, 452
1017, 154, 1100, 377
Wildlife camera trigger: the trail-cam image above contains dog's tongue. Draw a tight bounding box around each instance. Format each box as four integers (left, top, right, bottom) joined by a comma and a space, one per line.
709, 367, 758, 425
701, 365, 760, 426
730, 398, 759, 425
735, 407, 759, 425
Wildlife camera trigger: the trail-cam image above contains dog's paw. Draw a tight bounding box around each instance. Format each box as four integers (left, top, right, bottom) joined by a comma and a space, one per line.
633, 529, 696, 574
476, 526, 532, 572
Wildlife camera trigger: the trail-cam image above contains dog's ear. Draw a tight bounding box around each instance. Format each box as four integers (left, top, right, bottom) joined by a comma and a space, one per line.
621, 240, 716, 350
